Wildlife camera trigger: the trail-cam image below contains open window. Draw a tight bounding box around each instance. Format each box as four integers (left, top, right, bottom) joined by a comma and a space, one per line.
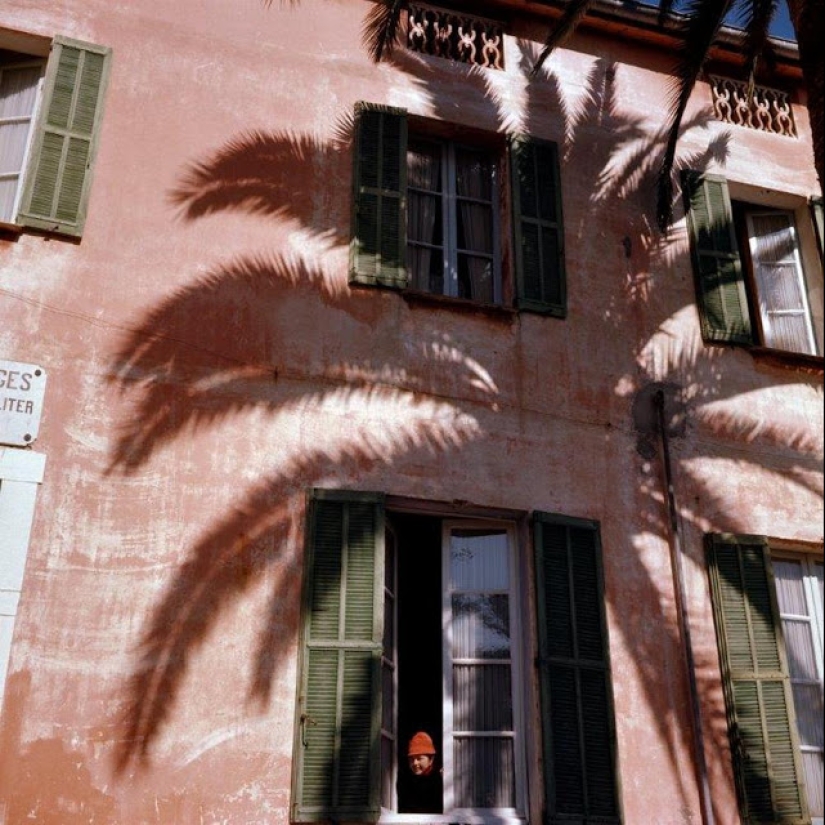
682, 172, 824, 359
706, 535, 824, 824
0, 32, 111, 237
291, 492, 621, 825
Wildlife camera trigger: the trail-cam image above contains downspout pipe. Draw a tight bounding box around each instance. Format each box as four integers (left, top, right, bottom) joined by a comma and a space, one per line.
654, 389, 715, 825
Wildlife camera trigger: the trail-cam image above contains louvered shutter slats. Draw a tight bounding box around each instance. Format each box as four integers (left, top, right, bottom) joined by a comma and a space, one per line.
682, 172, 754, 345
707, 535, 808, 823
350, 104, 408, 288
534, 515, 620, 824
511, 137, 566, 316
18, 38, 110, 236
293, 494, 384, 823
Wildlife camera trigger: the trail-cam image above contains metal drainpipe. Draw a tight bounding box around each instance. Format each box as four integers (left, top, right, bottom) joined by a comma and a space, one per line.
653, 389, 716, 825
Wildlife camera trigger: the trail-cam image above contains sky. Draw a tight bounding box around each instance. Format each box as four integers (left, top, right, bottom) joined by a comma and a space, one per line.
640, 0, 796, 41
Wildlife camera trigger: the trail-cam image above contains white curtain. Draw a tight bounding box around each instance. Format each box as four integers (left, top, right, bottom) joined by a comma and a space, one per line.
456, 150, 493, 302
0, 64, 41, 222
407, 143, 441, 293
449, 529, 515, 808
750, 213, 814, 354
773, 558, 824, 819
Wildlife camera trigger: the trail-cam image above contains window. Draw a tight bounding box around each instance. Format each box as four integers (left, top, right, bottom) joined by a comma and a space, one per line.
0, 35, 111, 236
706, 535, 824, 824
291, 492, 621, 824
350, 103, 566, 316
0, 55, 44, 222
682, 172, 824, 358
0, 449, 46, 708
408, 139, 500, 303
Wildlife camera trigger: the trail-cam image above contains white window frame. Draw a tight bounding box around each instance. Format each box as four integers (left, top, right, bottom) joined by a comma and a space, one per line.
441, 519, 526, 823
407, 138, 502, 305
0, 448, 46, 707
379, 517, 527, 825
773, 549, 824, 825
745, 209, 818, 355
0, 56, 45, 225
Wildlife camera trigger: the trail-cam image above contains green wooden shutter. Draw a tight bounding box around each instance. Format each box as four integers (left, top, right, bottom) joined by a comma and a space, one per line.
292, 491, 385, 822
534, 513, 621, 824
511, 137, 566, 316
350, 103, 408, 289
17, 37, 111, 236
682, 171, 754, 345
706, 534, 809, 824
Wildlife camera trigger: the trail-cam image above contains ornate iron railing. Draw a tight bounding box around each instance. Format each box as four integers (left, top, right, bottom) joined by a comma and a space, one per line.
709, 75, 796, 137
407, 4, 505, 70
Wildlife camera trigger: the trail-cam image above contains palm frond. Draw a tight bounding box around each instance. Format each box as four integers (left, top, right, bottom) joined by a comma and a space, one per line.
735, 0, 778, 86
657, 0, 678, 26
362, 0, 406, 63
532, 0, 596, 77
656, 0, 733, 230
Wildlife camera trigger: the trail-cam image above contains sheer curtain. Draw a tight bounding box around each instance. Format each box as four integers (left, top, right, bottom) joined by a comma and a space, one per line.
749, 212, 815, 354
407, 142, 442, 293
449, 528, 515, 808
0, 63, 42, 222
456, 149, 494, 303
773, 558, 824, 819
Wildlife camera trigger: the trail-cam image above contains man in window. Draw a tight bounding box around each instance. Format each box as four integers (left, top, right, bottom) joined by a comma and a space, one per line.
401, 731, 442, 814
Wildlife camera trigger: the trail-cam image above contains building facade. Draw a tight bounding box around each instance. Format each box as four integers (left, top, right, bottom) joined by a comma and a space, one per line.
0, 0, 822, 823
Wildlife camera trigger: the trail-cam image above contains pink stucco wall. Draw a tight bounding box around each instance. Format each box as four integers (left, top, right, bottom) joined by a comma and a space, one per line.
0, 0, 822, 822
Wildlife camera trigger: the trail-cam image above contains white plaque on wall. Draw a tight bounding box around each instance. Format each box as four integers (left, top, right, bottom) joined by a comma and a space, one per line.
0, 360, 47, 447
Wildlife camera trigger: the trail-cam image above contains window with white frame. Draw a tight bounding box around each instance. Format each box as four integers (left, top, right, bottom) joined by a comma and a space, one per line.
291, 495, 621, 825
741, 207, 819, 355
683, 172, 824, 358
707, 535, 824, 824
0, 35, 111, 237
0, 52, 44, 223
773, 553, 824, 823
380, 515, 525, 816
350, 104, 568, 317
407, 139, 501, 305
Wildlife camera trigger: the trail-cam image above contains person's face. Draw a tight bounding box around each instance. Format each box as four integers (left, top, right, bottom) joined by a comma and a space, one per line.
408, 753, 434, 776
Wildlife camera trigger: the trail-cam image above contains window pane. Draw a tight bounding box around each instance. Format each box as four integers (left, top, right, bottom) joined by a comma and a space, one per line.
782, 618, 819, 681
452, 593, 510, 658
801, 751, 824, 817
774, 559, 807, 615
0, 64, 41, 118
453, 663, 513, 730
450, 529, 508, 590
457, 255, 493, 304
456, 201, 492, 253
748, 212, 814, 353
408, 141, 441, 191
0, 178, 19, 223
454, 737, 515, 807
455, 149, 492, 201
792, 683, 824, 748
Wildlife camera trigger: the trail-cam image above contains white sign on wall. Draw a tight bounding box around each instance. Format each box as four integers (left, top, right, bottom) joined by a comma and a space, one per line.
0, 360, 47, 447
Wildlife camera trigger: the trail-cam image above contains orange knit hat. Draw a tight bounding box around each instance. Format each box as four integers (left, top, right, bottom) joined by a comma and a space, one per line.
407, 731, 436, 756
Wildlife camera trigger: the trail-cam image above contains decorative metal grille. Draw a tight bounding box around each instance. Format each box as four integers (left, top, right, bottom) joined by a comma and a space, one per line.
709, 75, 796, 137
407, 4, 504, 70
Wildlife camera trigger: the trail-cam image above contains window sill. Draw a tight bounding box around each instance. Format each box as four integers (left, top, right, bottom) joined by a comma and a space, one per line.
749, 346, 824, 374
0, 220, 24, 236
400, 288, 518, 322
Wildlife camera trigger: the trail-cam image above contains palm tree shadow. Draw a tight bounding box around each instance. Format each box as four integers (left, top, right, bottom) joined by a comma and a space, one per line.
106, 252, 497, 474
109, 14, 821, 818
113, 419, 484, 773
168, 129, 351, 246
